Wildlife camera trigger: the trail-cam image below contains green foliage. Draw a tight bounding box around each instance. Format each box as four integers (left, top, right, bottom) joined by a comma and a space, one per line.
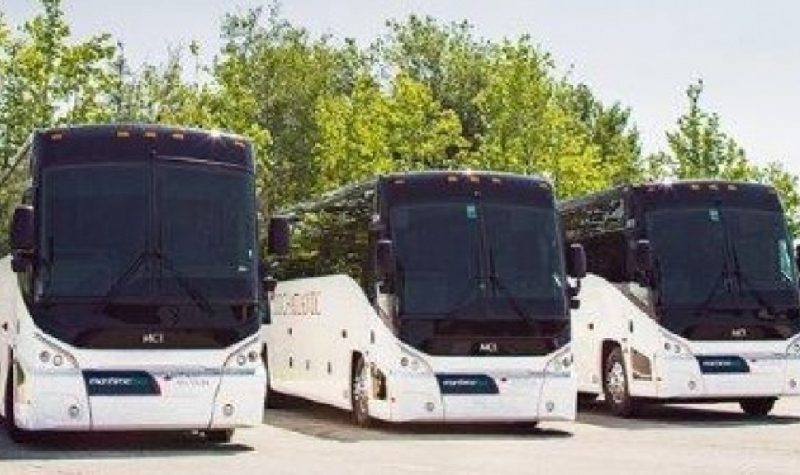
0, 0, 116, 254
658, 79, 799, 233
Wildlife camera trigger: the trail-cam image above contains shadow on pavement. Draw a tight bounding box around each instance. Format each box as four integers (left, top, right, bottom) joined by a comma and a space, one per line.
264, 397, 572, 443
0, 428, 253, 461
577, 398, 800, 430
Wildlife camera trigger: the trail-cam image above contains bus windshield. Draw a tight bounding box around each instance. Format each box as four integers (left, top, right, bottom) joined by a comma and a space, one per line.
40, 162, 257, 302
646, 206, 798, 308
391, 201, 566, 320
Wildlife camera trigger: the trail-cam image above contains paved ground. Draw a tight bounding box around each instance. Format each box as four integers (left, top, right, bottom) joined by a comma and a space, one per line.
2, 397, 800, 475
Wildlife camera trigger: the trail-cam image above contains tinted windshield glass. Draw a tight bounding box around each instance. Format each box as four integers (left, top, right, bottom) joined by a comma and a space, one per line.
484, 204, 565, 306
41, 165, 149, 298
392, 202, 480, 315
391, 201, 565, 317
157, 163, 257, 300
647, 206, 797, 306
40, 163, 257, 301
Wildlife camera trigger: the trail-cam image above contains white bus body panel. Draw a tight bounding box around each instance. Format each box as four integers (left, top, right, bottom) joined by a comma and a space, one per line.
573, 274, 800, 400
0, 257, 266, 432
264, 275, 575, 423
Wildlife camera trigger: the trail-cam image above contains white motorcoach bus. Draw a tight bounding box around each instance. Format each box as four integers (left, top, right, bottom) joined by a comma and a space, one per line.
263, 171, 586, 426
0, 125, 272, 443
560, 181, 800, 417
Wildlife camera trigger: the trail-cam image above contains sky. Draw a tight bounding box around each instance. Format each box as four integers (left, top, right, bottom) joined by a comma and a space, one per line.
4, 0, 800, 177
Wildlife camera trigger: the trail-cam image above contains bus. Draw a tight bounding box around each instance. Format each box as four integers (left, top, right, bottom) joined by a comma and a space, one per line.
560, 181, 800, 417
263, 171, 586, 426
0, 125, 276, 443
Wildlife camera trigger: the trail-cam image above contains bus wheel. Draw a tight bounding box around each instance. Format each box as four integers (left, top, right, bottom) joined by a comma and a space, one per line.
602, 347, 639, 418
351, 357, 371, 427
4, 364, 33, 444
740, 398, 776, 417
205, 429, 234, 443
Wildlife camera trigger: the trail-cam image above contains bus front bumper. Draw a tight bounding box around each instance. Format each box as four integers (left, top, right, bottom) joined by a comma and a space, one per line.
654, 353, 800, 400
12, 364, 265, 432
381, 368, 576, 423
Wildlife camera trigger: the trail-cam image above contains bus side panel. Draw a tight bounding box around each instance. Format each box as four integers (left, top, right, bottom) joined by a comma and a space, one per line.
0, 257, 16, 417
267, 275, 380, 413
574, 275, 662, 398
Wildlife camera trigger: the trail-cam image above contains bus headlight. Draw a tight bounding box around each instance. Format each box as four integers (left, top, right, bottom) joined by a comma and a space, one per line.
398, 347, 432, 375
224, 338, 261, 370
33, 333, 78, 369
661, 332, 692, 357
546, 347, 572, 375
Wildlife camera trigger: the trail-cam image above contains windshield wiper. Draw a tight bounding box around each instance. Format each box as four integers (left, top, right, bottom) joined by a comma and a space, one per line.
156, 252, 214, 317
96, 250, 213, 318
97, 249, 155, 310
727, 239, 779, 318
487, 246, 538, 329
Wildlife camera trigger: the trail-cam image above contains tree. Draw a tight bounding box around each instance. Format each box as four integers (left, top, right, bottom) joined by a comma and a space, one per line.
0, 0, 116, 254
214, 4, 366, 209
657, 79, 800, 234
662, 80, 753, 180
314, 73, 466, 189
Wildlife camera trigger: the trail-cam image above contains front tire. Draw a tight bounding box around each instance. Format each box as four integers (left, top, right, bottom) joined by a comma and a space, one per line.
602, 346, 639, 418
351, 356, 371, 427
740, 398, 776, 417
4, 364, 33, 444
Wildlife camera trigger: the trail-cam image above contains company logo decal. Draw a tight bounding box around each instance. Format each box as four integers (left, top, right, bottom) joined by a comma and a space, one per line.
142, 332, 165, 344
475, 342, 499, 355
436, 374, 499, 395
83, 370, 161, 396
731, 327, 748, 338
273, 291, 322, 317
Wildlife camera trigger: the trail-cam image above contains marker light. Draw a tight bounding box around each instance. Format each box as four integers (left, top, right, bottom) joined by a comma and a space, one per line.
171, 132, 185, 140
39, 351, 51, 363
116, 130, 131, 138
144, 131, 157, 139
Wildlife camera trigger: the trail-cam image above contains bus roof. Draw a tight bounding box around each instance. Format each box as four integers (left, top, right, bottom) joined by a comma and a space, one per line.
559, 179, 779, 213
31, 123, 254, 172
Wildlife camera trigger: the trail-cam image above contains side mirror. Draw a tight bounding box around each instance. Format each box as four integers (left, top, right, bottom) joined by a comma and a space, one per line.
263, 277, 277, 293
375, 239, 395, 281
634, 239, 655, 286
267, 216, 290, 256
10, 205, 34, 253
568, 243, 587, 279
795, 243, 800, 272
10, 206, 34, 273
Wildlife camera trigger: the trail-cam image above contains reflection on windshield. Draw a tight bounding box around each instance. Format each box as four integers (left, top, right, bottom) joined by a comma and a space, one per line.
646, 206, 798, 307
40, 163, 257, 301
391, 201, 565, 318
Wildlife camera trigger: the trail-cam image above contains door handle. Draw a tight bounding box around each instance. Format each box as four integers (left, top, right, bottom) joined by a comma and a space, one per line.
587, 323, 594, 330
1, 322, 8, 332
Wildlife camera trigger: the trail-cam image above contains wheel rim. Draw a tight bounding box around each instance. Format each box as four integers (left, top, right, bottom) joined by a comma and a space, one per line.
353, 362, 369, 418
606, 361, 627, 404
